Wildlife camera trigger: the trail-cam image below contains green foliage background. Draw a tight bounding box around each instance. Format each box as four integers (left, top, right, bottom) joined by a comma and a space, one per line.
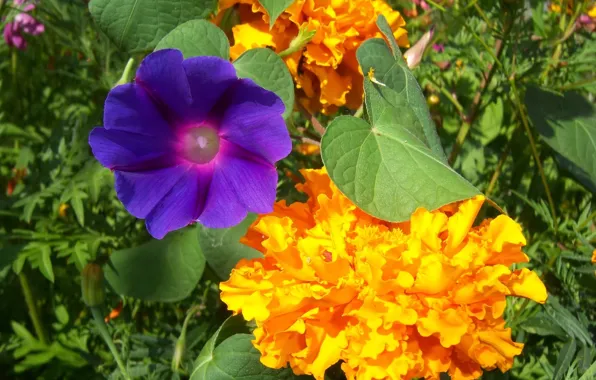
0, 0, 595, 379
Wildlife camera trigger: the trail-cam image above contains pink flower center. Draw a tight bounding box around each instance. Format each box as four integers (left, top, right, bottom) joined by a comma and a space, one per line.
181, 127, 220, 164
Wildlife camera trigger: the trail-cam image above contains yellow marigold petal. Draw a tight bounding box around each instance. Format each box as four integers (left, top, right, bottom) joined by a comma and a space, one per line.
503, 268, 548, 304
591, 249, 596, 263
410, 207, 448, 251
220, 168, 545, 379
445, 195, 484, 253
230, 21, 275, 60
476, 327, 523, 370
485, 215, 527, 253
418, 309, 470, 347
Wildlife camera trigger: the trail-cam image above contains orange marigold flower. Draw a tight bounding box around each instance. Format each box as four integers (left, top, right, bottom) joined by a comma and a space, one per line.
214, 0, 409, 115
591, 249, 596, 264
220, 168, 547, 380
296, 142, 320, 155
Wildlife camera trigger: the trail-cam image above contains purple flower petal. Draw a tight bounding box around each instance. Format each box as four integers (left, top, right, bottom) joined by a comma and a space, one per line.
198, 142, 277, 228
89, 128, 175, 171
135, 49, 192, 121
114, 164, 192, 219
217, 79, 290, 163
145, 166, 214, 239
182, 56, 238, 124
104, 83, 172, 138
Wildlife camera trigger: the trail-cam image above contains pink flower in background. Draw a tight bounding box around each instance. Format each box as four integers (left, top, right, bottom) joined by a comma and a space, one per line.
432, 43, 445, 53
414, 0, 430, 11
3, 0, 45, 50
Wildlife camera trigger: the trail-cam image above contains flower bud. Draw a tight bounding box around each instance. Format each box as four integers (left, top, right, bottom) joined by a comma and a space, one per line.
404, 26, 435, 69
81, 263, 105, 307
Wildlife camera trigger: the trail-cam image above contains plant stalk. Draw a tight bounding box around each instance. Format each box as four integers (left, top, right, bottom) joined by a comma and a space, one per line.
19, 271, 48, 345
90, 307, 131, 380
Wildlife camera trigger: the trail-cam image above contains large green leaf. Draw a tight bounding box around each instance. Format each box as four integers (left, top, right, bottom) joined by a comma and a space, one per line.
321, 17, 479, 223
525, 87, 596, 193
358, 16, 447, 162
155, 20, 230, 59
258, 0, 294, 27
104, 226, 205, 302
191, 317, 309, 380
89, 0, 218, 54
233, 48, 295, 119
199, 214, 262, 280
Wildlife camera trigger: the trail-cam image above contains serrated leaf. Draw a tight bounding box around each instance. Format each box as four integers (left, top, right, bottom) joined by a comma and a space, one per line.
233, 48, 295, 119
104, 226, 205, 302
155, 20, 230, 59
258, 0, 294, 27
546, 297, 593, 346
70, 191, 86, 226
520, 312, 567, 338
89, 0, 218, 54
321, 79, 480, 222
39, 246, 55, 283
554, 339, 577, 380
525, 87, 596, 192
11, 321, 37, 342
199, 214, 262, 280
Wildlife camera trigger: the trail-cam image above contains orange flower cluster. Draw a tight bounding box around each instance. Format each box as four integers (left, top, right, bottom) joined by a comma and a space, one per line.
220, 168, 548, 380
214, 0, 409, 114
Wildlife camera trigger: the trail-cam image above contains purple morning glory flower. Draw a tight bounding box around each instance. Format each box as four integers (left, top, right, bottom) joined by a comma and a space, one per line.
3, 0, 44, 50
89, 49, 292, 239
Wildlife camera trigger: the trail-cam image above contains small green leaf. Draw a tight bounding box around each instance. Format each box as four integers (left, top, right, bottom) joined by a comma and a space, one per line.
233, 48, 295, 119
89, 0, 218, 54
553, 339, 577, 380
192, 318, 309, 380
11, 321, 37, 342
192, 315, 250, 378
321, 79, 480, 222
0, 244, 25, 270
155, 20, 230, 59
478, 98, 503, 145
580, 360, 596, 380
104, 226, 205, 302
199, 214, 262, 280
525, 87, 596, 192
258, 0, 294, 27
39, 246, 55, 283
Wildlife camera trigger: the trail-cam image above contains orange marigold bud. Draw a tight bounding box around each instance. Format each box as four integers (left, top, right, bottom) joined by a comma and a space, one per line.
221, 168, 547, 380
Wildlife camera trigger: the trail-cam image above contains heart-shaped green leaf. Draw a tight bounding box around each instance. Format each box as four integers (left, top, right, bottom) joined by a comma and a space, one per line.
199, 214, 262, 280
89, 0, 218, 54
191, 316, 310, 380
233, 48, 295, 119
258, 0, 294, 27
525, 87, 596, 193
321, 16, 479, 222
104, 226, 205, 302
155, 20, 230, 59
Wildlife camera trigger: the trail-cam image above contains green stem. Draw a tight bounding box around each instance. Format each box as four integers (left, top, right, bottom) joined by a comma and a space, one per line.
172, 305, 203, 373
90, 307, 131, 380
448, 10, 513, 164
115, 58, 137, 87
509, 80, 558, 231
19, 272, 48, 345
353, 105, 364, 118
